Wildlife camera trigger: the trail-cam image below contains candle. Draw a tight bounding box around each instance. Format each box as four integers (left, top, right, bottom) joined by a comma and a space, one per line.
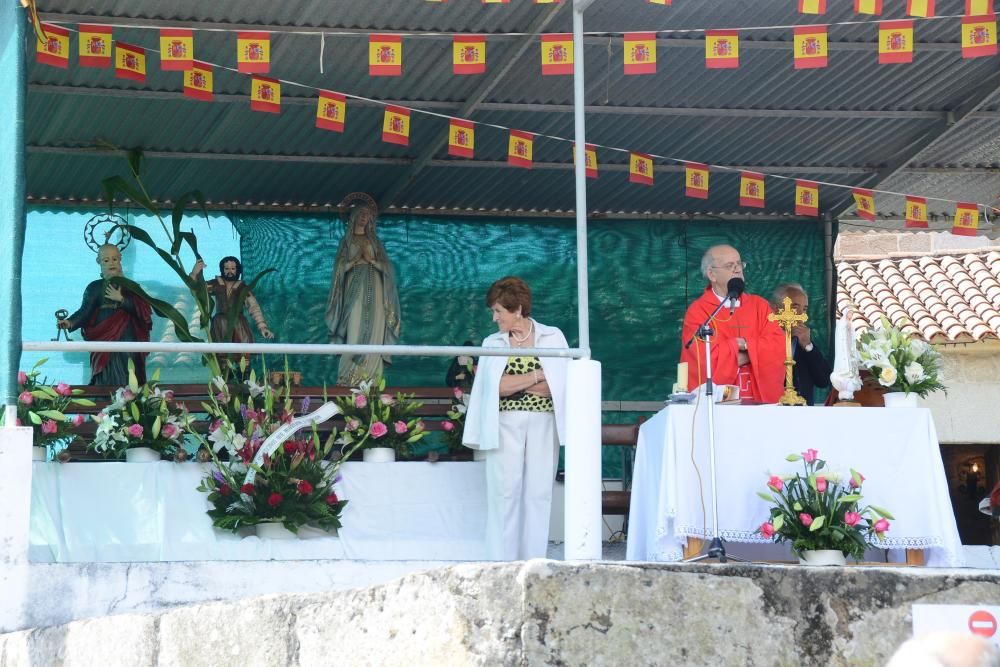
675, 362, 688, 392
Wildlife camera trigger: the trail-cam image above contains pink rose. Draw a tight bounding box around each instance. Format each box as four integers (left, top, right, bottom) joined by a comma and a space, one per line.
370, 421, 388, 439
452, 387, 463, 400
161, 423, 178, 439
844, 511, 861, 527
802, 449, 819, 463
380, 394, 395, 406
394, 420, 408, 434
442, 420, 455, 432
72, 414, 85, 427
354, 394, 367, 409
18, 391, 33, 406
874, 518, 890, 535
347, 418, 360, 431
767, 475, 783, 492
54, 383, 72, 397
850, 472, 865, 489
815, 476, 827, 493
799, 513, 813, 527
760, 522, 775, 539
126, 424, 144, 439
17, 371, 27, 385
122, 389, 135, 402
41, 420, 58, 435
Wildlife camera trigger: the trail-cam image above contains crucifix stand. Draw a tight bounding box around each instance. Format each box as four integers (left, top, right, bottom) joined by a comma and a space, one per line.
768, 296, 808, 407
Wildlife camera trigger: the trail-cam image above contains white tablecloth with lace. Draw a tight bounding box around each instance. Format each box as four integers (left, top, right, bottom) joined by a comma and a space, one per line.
29, 461, 487, 562
625, 404, 964, 567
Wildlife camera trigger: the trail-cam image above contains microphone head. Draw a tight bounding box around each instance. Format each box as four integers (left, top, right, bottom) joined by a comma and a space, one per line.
726, 277, 745, 299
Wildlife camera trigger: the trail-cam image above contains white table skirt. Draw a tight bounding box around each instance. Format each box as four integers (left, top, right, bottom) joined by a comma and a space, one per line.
30, 461, 487, 562
625, 405, 964, 567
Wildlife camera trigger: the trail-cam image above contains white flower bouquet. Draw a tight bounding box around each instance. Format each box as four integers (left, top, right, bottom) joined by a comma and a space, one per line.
856, 317, 945, 398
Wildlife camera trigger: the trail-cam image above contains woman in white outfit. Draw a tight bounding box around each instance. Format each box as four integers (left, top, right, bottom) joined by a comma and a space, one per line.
463, 277, 568, 560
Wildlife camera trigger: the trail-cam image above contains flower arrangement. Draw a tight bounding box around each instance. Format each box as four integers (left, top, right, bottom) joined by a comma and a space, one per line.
89, 360, 192, 460
441, 385, 469, 454
856, 317, 945, 397
756, 448, 894, 561
7, 358, 94, 449
334, 376, 427, 459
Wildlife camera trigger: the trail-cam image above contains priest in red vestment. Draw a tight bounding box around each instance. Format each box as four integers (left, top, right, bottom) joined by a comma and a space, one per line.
680, 244, 786, 403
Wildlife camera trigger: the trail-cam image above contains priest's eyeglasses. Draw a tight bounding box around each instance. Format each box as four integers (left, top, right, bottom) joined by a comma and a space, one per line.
713, 261, 748, 272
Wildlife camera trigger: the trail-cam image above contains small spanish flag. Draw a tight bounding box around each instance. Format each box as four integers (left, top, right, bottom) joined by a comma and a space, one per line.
624, 32, 657, 75
183, 61, 213, 102
798, 0, 827, 13
685, 163, 710, 199
854, 0, 883, 14
316, 91, 346, 132
852, 188, 876, 221
370, 34, 403, 76
629, 152, 654, 186
905, 196, 929, 228
382, 106, 411, 146
250, 76, 281, 114
237, 31, 270, 74
705, 31, 739, 69
795, 180, 820, 216
907, 0, 936, 16
879, 21, 914, 64
952, 202, 980, 236
453, 35, 486, 75
739, 172, 765, 208
793, 25, 828, 69
115, 42, 147, 83
967, 0, 993, 15
572, 143, 599, 179
541, 34, 574, 75
646, 0, 671, 5
961, 15, 998, 58
160, 28, 193, 71
79, 24, 112, 68
448, 119, 475, 158
35, 23, 69, 69
508, 131, 534, 168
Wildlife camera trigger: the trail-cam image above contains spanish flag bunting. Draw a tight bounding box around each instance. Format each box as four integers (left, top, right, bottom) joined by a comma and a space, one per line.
629, 152, 654, 186
78, 24, 113, 68
508, 131, 534, 168
572, 144, 599, 179
114, 42, 147, 83
624, 32, 657, 75
852, 188, 876, 221
685, 162, 709, 199
854, 0, 883, 15
382, 106, 411, 146
793, 25, 828, 69
183, 61, 213, 102
159, 28, 193, 71
795, 180, 820, 217
646, 0, 671, 5
907, 0, 935, 17
35, 23, 69, 69
952, 202, 980, 236
739, 172, 765, 208
798, 0, 826, 14
316, 91, 347, 132
370, 34, 403, 76
967, 0, 993, 15
705, 31, 739, 69
250, 76, 281, 114
237, 31, 270, 74
448, 119, 475, 158
961, 15, 998, 58
541, 34, 574, 75
904, 196, 929, 228
453, 35, 486, 75
879, 20, 914, 64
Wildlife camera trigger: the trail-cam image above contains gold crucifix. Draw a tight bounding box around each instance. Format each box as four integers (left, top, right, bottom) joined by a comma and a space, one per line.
768, 296, 808, 406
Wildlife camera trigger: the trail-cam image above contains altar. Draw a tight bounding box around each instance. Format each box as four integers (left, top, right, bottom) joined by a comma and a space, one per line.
625, 404, 964, 567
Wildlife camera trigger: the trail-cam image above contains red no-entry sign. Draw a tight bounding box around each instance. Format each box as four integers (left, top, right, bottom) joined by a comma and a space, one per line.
969, 610, 998, 638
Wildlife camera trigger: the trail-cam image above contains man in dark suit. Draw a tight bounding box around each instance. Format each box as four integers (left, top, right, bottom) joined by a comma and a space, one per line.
771, 283, 832, 406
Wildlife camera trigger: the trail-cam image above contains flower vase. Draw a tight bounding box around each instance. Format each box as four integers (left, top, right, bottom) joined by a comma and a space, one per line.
32, 446, 47, 462
882, 392, 918, 408
255, 521, 298, 540
363, 447, 396, 463
798, 549, 847, 566
125, 447, 161, 463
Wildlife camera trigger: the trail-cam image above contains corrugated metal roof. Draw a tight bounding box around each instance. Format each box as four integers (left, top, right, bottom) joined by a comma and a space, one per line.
24, 0, 1000, 222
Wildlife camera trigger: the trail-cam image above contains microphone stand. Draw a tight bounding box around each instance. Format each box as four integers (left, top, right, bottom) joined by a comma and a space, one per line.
683, 297, 749, 564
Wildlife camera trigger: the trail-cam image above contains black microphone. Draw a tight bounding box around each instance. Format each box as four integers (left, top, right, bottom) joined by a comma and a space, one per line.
726, 277, 745, 316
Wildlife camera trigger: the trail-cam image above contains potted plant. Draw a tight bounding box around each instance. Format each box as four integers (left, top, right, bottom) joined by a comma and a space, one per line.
856, 316, 945, 407
755, 448, 894, 565
89, 360, 192, 462
7, 358, 94, 460
334, 376, 427, 462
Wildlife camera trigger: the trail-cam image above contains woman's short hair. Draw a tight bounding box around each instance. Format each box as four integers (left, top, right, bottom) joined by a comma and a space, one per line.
485, 276, 532, 317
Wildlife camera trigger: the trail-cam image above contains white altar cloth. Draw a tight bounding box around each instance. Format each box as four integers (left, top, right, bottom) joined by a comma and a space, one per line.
30, 461, 487, 562
625, 404, 964, 567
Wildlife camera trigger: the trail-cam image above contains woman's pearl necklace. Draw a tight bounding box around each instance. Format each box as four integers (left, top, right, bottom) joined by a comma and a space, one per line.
510, 321, 533, 344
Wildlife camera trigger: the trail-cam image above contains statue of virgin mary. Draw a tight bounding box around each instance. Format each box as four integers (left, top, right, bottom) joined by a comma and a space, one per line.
324, 193, 401, 386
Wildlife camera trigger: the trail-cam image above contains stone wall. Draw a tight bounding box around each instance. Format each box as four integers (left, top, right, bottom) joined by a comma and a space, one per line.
923, 342, 1000, 445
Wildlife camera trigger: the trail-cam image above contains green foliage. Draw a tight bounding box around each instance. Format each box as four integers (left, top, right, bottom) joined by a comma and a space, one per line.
1, 357, 92, 448
333, 376, 428, 459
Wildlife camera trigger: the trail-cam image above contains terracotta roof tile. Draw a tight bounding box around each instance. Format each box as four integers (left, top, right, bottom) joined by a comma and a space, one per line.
837, 249, 1000, 343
